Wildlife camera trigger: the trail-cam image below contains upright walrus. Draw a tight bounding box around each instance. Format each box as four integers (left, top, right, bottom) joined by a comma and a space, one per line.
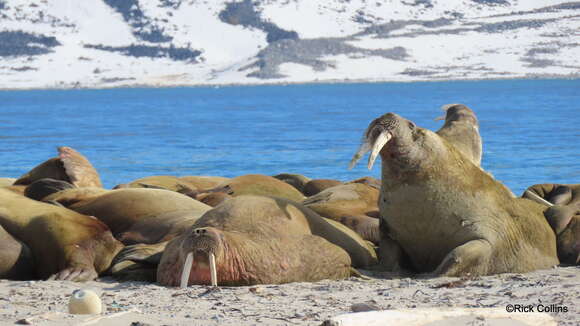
435, 104, 482, 166
350, 112, 558, 276
0, 189, 123, 281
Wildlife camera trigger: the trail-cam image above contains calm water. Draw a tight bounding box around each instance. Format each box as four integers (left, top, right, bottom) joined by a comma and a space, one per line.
0, 79, 578, 194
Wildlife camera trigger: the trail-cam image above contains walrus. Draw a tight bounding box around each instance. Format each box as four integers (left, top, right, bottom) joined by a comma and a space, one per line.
115, 195, 376, 283
157, 196, 352, 286
303, 183, 380, 243
199, 174, 306, 202
303, 179, 342, 197
0, 225, 35, 280
24, 178, 76, 201
114, 175, 199, 195
178, 176, 230, 191
435, 104, 482, 166
350, 112, 558, 276
273, 173, 311, 193
66, 188, 212, 244
14, 146, 102, 188
0, 189, 123, 281
522, 184, 580, 265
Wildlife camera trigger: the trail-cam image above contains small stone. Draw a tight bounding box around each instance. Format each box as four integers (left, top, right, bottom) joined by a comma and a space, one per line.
350, 303, 380, 312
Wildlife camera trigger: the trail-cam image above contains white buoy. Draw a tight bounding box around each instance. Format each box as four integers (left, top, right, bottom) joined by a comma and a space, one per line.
68, 289, 102, 315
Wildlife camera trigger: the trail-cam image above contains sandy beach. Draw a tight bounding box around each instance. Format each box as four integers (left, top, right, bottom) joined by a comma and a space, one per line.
1, 266, 577, 326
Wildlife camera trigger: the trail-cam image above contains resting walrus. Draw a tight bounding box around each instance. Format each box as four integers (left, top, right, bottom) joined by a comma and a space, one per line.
350, 112, 558, 276
157, 196, 352, 286
0, 189, 123, 281
14, 146, 102, 188
523, 184, 580, 265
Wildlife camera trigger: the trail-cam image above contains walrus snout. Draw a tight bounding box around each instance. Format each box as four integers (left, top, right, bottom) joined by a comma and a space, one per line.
350, 113, 404, 170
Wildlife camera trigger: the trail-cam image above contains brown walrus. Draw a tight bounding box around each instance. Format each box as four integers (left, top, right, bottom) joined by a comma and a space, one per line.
522, 184, 580, 265
0, 225, 35, 280
0, 188, 123, 281
114, 175, 199, 195
302, 182, 380, 244
198, 174, 306, 202
272, 173, 311, 193
66, 188, 211, 244
350, 112, 558, 276
435, 104, 482, 166
303, 179, 342, 197
157, 196, 352, 286
14, 146, 102, 188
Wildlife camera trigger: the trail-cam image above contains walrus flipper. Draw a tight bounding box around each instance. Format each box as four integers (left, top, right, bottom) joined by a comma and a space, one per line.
432, 239, 493, 277
58, 146, 103, 188
48, 266, 98, 282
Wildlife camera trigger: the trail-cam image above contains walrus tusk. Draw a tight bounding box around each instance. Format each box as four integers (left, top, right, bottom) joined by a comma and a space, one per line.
368, 131, 392, 170
209, 252, 218, 287
349, 142, 371, 169
434, 115, 445, 121
180, 252, 193, 288
524, 190, 554, 207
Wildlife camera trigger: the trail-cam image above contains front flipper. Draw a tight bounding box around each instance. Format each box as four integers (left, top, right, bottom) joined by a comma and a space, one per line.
48, 266, 98, 282
433, 239, 492, 277
109, 242, 167, 281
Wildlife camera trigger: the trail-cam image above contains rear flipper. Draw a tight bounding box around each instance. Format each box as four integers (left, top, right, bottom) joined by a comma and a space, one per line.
433, 239, 492, 277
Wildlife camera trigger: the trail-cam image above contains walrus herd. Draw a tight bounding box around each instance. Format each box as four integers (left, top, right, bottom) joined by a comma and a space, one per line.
0, 105, 577, 287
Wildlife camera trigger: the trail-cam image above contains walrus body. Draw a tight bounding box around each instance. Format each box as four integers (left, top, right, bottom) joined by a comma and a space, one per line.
14, 146, 102, 188
303, 183, 380, 243
68, 188, 211, 244
204, 174, 306, 202
0, 225, 35, 280
158, 196, 351, 286
351, 112, 558, 276
523, 183, 580, 265
0, 189, 122, 281
435, 104, 482, 166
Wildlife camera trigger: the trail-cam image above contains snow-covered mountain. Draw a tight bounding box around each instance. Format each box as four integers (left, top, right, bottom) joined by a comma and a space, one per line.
0, 0, 578, 89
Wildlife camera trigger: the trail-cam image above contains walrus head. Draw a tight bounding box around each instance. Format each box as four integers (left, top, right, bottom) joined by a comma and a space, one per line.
349, 113, 425, 171
436, 104, 479, 128
178, 226, 243, 287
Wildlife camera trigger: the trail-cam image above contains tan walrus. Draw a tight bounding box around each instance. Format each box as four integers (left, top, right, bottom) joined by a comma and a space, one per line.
435, 104, 482, 166
199, 174, 306, 202
14, 146, 102, 188
0, 189, 123, 281
350, 112, 558, 276
303, 183, 380, 243
65, 188, 212, 244
523, 183, 579, 265
0, 225, 35, 280
157, 196, 353, 286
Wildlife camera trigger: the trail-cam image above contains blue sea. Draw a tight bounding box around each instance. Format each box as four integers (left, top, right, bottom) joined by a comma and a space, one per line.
0, 79, 578, 195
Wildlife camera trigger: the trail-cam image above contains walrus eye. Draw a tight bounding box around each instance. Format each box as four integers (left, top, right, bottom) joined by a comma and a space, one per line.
408, 121, 416, 130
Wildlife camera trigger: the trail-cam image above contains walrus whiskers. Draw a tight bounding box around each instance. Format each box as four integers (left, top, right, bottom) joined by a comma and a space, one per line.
349, 142, 371, 169
368, 131, 392, 170
180, 252, 193, 288
209, 252, 217, 287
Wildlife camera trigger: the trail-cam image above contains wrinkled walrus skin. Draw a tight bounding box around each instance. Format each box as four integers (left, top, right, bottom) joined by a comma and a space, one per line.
0, 189, 123, 281
351, 112, 558, 276
522, 183, 580, 265
157, 196, 352, 286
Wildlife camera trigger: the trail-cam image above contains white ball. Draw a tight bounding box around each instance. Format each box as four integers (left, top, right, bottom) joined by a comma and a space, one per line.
68, 289, 102, 315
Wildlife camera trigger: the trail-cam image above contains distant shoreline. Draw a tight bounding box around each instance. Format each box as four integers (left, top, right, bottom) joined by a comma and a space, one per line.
1, 74, 579, 92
